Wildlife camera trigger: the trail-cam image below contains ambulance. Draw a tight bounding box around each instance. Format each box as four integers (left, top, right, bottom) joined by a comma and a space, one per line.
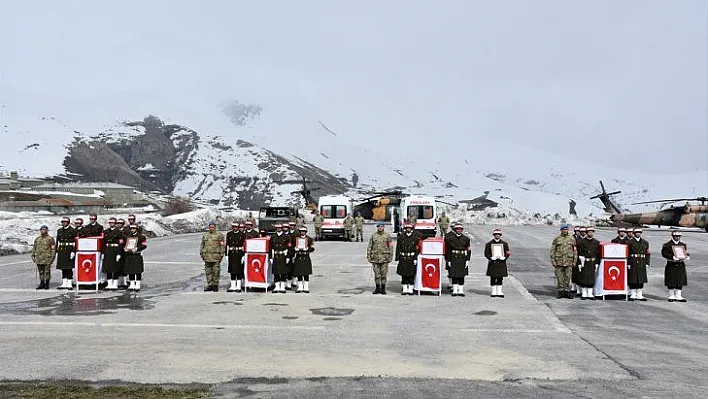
397, 195, 437, 238
317, 195, 354, 240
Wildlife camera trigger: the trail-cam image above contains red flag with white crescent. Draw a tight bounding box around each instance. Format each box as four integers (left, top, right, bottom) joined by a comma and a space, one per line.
420, 256, 441, 290
603, 259, 625, 291
76, 252, 99, 283
247, 253, 267, 283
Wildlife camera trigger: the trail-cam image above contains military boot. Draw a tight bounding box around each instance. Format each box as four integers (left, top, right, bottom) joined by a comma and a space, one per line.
557, 290, 564, 299
36, 280, 45, 290
380, 284, 387, 295
373, 284, 381, 294
204, 285, 214, 292
213, 285, 219, 292
566, 291, 573, 299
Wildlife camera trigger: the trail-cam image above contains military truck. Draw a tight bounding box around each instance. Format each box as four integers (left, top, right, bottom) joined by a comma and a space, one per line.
258, 206, 299, 234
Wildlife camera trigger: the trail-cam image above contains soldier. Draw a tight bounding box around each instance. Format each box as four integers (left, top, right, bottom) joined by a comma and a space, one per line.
626, 228, 635, 240
246, 212, 257, 227
578, 226, 600, 300
611, 227, 628, 244
296, 213, 306, 229
56, 217, 76, 290
395, 223, 420, 295
343, 213, 354, 242
200, 221, 225, 292
285, 222, 298, 289
572, 226, 580, 239
127, 214, 138, 231
484, 229, 510, 298
243, 221, 259, 238
292, 226, 315, 293
550, 224, 577, 299
124, 224, 147, 291
662, 231, 689, 302
627, 228, 650, 301
102, 217, 125, 290
85, 213, 103, 237
437, 212, 450, 237
443, 224, 456, 292
74, 217, 89, 238
367, 222, 393, 295
313, 212, 325, 241
445, 222, 471, 297
354, 212, 365, 242
270, 224, 292, 293
571, 226, 587, 296
226, 222, 246, 292
116, 218, 129, 288
32, 225, 56, 290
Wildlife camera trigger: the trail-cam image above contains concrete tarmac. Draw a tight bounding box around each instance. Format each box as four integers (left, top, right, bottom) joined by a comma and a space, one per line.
0, 224, 706, 397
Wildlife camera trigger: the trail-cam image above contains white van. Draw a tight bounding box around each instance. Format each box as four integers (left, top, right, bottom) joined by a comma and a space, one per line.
397, 195, 437, 237
318, 195, 354, 240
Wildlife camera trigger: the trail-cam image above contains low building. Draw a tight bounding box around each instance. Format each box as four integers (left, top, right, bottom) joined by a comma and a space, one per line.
31, 182, 137, 205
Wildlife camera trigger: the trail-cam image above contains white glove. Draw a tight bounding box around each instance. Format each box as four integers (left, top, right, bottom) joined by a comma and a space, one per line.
241, 257, 245, 264
595, 264, 598, 271
465, 261, 469, 268
685, 256, 690, 261
499, 256, 506, 261
70, 252, 75, 260
116, 255, 121, 262
413, 259, 417, 265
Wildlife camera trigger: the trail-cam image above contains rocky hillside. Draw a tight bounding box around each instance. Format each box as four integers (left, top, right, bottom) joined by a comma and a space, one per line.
62, 115, 351, 209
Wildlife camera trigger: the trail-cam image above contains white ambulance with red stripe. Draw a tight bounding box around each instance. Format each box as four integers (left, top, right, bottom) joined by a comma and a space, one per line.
318, 195, 354, 240
398, 195, 437, 238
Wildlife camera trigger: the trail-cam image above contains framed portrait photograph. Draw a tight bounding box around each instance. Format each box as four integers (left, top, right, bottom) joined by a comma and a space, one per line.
125, 237, 139, 252
296, 238, 308, 251
672, 245, 687, 260
491, 243, 504, 259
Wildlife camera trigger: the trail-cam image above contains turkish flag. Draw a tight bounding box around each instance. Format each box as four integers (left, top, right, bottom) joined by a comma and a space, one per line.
420, 256, 441, 290
246, 253, 267, 283
603, 259, 626, 291
76, 252, 100, 283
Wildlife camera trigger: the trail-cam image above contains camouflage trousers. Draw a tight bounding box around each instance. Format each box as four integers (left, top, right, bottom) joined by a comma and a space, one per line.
204, 261, 221, 286
554, 266, 572, 290
372, 263, 389, 285
314, 226, 322, 237
439, 227, 448, 237
36, 264, 51, 281
344, 229, 352, 240
355, 228, 363, 241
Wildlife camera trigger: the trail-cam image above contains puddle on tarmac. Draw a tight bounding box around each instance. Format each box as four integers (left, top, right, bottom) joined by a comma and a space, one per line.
474, 310, 497, 316
309, 307, 354, 316
263, 303, 288, 307
282, 316, 299, 320
323, 317, 342, 321
213, 301, 243, 306
0, 292, 154, 316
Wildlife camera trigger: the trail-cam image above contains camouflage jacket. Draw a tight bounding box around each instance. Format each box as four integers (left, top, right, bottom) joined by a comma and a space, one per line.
367, 231, 393, 263
438, 215, 450, 228
32, 234, 56, 265
313, 214, 325, 228
406, 214, 418, 225
343, 216, 354, 229
550, 234, 577, 267
200, 230, 225, 262
354, 216, 365, 229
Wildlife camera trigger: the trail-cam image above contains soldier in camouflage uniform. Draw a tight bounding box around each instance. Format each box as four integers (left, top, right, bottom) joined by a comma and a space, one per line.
296, 214, 306, 229
367, 222, 393, 294
437, 212, 450, 237
662, 231, 689, 302
577, 226, 600, 299
270, 224, 293, 293
627, 228, 650, 301
445, 222, 471, 297
611, 227, 628, 244
395, 223, 420, 295
56, 217, 76, 290
406, 210, 418, 228
343, 213, 354, 242
32, 225, 56, 290
313, 213, 325, 241
550, 224, 577, 299
200, 221, 225, 292
354, 212, 365, 242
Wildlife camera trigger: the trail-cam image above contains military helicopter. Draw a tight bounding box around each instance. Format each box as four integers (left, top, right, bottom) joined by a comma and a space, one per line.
353, 189, 407, 221
277, 175, 321, 211
590, 181, 708, 231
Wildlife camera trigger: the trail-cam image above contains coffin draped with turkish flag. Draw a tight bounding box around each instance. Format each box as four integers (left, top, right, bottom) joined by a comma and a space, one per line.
74, 237, 103, 286
244, 237, 273, 289
593, 242, 628, 297
414, 237, 444, 294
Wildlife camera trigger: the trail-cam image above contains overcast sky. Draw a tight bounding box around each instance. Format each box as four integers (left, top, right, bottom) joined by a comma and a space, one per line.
2, 0, 707, 173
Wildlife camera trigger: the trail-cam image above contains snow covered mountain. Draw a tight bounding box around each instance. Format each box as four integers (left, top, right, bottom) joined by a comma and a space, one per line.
1, 94, 706, 217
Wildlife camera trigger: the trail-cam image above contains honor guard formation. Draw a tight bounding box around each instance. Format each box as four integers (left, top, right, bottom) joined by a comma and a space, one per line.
30, 216, 692, 302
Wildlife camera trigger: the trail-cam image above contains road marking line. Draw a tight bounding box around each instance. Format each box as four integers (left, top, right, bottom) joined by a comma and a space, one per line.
460, 328, 560, 333
0, 260, 32, 267
0, 321, 325, 330
507, 276, 572, 334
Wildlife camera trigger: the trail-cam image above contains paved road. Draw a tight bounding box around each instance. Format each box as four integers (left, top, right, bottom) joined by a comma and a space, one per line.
0, 224, 706, 397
